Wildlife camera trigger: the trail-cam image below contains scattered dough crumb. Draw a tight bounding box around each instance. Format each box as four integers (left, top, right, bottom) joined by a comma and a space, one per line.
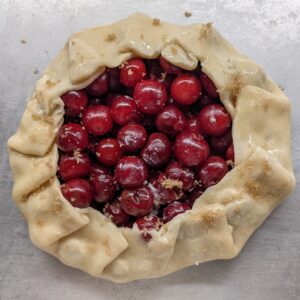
161, 179, 183, 190
152, 18, 160, 26
105, 33, 116, 42
184, 11, 192, 18
127, 68, 133, 75
33, 67, 39, 75
20, 39, 27, 44
119, 61, 128, 69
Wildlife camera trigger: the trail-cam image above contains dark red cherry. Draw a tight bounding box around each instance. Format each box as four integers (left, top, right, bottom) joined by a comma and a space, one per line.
200, 72, 219, 99
61, 178, 93, 208
141, 114, 156, 131
162, 201, 191, 223
141, 133, 172, 168
171, 74, 201, 105
226, 143, 234, 161
58, 152, 91, 181
57, 123, 89, 152
86, 71, 109, 97
104, 201, 130, 225
104, 92, 119, 107
135, 214, 162, 241
115, 156, 149, 188
96, 138, 122, 166
197, 156, 229, 188
108, 67, 122, 92
120, 185, 154, 216
90, 164, 117, 203
159, 56, 182, 74
120, 58, 146, 88
210, 130, 232, 153
117, 123, 147, 153
110, 95, 140, 125
184, 116, 205, 135
61, 90, 88, 117
165, 161, 195, 192
188, 186, 204, 204
174, 131, 210, 167
147, 59, 163, 79
133, 79, 167, 114
198, 104, 231, 136
190, 94, 217, 114
82, 105, 113, 136
155, 105, 187, 136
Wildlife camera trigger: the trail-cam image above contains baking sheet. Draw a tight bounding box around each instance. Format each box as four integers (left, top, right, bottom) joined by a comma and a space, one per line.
0, 0, 299, 299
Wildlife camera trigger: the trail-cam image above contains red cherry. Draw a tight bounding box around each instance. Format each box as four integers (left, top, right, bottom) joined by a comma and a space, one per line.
86, 71, 109, 97
61, 179, 92, 208
115, 156, 149, 188
104, 201, 130, 225
108, 67, 122, 92
210, 130, 232, 153
136, 214, 162, 241
147, 59, 163, 79
96, 138, 122, 166
82, 105, 113, 136
150, 174, 182, 205
133, 79, 167, 114
184, 116, 205, 135
174, 131, 210, 167
163, 201, 191, 223
110, 95, 140, 125
165, 161, 195, 192
117, 123, 147, 153
61, 90, 88, 117
141, 132, 172, 168
197, 156, 229, 188
155, 105, 187, 136
120, 58, 146, 88
159, 56, 182, 74
90, 164, 117, 203
190, 94, 218, 114
198, 104, 231, 136
58, 152, 91, 181
226, 143, 235, 161
120, 185, 154, 216
57, 123, 89, 152
171, 74, 201, 105
200, 72, 219, 99
188, 186, 204, 204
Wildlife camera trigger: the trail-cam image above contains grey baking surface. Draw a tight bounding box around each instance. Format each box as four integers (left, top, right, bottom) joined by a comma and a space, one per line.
0, 0, 299, 299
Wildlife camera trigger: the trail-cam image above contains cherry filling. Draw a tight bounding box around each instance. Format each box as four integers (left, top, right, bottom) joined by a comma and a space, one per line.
57, 56, 234, 241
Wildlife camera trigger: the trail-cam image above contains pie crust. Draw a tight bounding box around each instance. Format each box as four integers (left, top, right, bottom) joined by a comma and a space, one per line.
7, 13, 295, 282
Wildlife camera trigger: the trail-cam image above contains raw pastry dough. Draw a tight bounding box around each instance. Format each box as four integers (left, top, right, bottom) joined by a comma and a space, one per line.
7, 13, 295, 282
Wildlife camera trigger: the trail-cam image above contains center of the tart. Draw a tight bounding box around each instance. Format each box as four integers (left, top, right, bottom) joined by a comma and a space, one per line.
57, 57, 234, 241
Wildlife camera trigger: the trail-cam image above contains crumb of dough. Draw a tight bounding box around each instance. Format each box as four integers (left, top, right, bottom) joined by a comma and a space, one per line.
152, 18, 160, 26
119, 60, 128, 69
161, 178, 183, 190
184, 11, 192, 18
20, 39, 27, 44
127, 68, 133, 75
105, 33, 116, 42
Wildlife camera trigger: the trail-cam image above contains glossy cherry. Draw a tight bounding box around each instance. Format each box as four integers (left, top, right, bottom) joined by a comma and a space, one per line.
155, 105, 187, 136
110, 95, 140, 126
108, 67, 122, 92
82, 105, 113, 136
197, 156, 229, 188
159, 56, 182, 74
133, 79, 167, 114
210, 130, 232, 153
61, 90, 88, 117
198, 104, 231, 136
136, 214, 162, 241
120, 185, 154, 216
120, 58, 146, 88
96, 138, 122, 166
165, 161, 195, 192
58, 152, 91, 181
104, 201, 130, 225
174, 131, 210, 167
61, 178, 93, 208
57, 123, 89, 152
117, 123, 147, 153
86, 71, 109, 97
90, 164, 117, 203
171, 74, 201, 105
226, 143, 234, 161
184, 116, 205, 135
199, 72, 219, 99
115, 156, 149, 188
162, 201, 191, 223
141, 132, 172, 168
